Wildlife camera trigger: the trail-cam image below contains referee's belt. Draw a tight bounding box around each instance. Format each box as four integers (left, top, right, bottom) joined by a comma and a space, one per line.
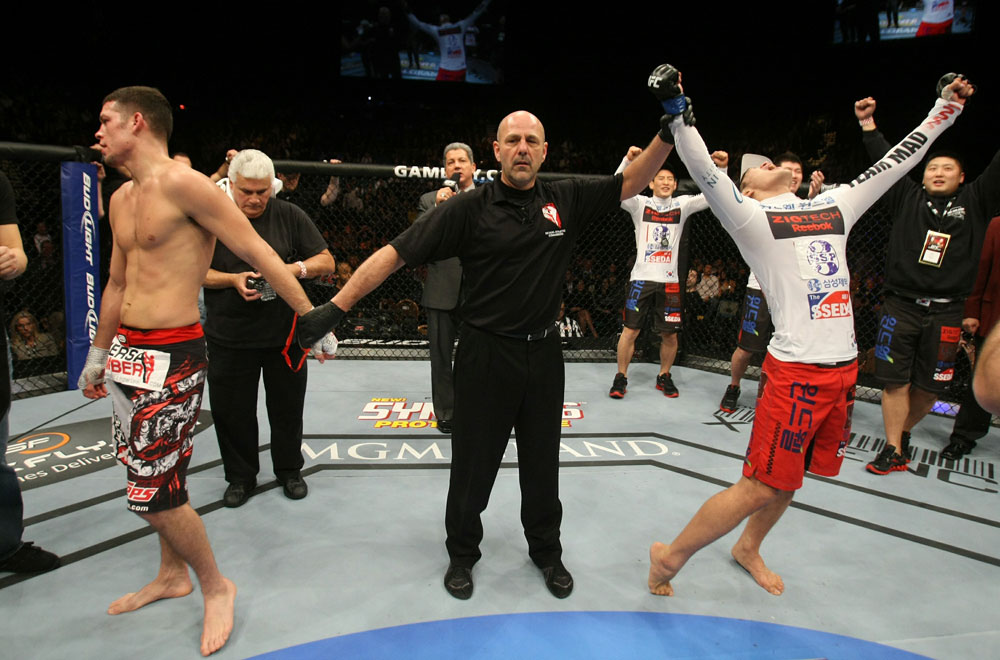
889, 292, 958, 308
479, 322, 559, 341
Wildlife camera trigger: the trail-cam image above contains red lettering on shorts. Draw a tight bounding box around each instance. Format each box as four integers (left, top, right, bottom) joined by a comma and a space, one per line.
940, 326, 961, 343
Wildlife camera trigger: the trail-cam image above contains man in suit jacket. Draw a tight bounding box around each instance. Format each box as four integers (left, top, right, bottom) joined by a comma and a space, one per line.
417, 142, 477, 433
943, 215, 1000, 460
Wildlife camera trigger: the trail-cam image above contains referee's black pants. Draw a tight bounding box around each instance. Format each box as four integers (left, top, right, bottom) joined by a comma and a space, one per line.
207, 340, 307, 485
445, 325, 564, 569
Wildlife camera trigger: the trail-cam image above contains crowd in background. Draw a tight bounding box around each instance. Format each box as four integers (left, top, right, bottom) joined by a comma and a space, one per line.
0, 75, 974, 392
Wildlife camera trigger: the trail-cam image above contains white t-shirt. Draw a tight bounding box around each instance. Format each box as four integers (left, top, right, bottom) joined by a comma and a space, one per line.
922, 0, 954, 24
616, 157, 710, 283
408, 2, 489, 72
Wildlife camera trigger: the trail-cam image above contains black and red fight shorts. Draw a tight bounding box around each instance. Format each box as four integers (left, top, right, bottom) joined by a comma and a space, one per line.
735, 286, 772, 353
622, 280, 683, 333
873, 294, 963, 394
105, 324, 207, 513
743, 352, 857, 491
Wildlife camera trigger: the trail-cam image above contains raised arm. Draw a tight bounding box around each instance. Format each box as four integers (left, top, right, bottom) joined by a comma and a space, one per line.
407, 10, 438, 37
621, 138, 673, 200
460, 0, 492, 27
671, 120, 755, 232
646, 64, 756, 231
837, 77, 973, 220
615, 146, 643, 176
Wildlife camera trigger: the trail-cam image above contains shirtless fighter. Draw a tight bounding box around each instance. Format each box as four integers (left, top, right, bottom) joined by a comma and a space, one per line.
79, 86, 332, 656
644, 66, 973, 597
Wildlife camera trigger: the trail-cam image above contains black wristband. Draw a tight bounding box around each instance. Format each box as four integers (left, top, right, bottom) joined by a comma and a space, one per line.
657, 115, 675, 144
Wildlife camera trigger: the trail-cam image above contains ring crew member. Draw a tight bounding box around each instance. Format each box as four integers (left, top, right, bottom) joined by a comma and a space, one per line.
204, 149, 335, 507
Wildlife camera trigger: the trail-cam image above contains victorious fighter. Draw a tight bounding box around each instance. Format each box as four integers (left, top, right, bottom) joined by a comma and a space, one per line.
79, 86, 332, 656
644, 65, 973, 596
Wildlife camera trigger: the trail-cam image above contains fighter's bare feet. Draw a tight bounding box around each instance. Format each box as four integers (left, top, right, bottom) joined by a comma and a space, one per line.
648, 542, 678, 596
731, 543, 784, 595
107, 570, 194, 614
200, 577, 237, 656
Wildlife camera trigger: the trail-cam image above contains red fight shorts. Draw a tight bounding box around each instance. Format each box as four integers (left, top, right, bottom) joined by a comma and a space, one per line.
742, 352, 857, 491
436, 68, 467, 82
106, 324, 207, 513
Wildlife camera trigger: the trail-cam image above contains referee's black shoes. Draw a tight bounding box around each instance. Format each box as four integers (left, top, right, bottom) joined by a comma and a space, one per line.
541, 560, 574, 598
444, 563, 473, 599
279, 474, 308, 500
223, 480, 255, 508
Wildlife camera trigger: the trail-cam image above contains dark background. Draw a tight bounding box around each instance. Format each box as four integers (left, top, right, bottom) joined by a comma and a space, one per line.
2, 2, 997, 177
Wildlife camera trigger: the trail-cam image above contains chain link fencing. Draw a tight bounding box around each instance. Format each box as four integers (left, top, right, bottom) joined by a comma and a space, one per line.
0, 151, 71, 398
0, 148, 984, 422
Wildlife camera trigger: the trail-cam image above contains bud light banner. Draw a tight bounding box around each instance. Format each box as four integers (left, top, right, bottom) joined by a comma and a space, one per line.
61, 162, 100, 389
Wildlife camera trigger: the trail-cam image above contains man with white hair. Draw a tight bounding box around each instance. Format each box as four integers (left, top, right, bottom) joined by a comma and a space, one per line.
204, 149, 335, 508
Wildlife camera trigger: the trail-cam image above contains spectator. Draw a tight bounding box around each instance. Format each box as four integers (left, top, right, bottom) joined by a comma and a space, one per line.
696, 263, 721, 310
9, 310, 58, 361
565, 279, 598, 338
557, 302, 582, 338
32, 222, 51, 254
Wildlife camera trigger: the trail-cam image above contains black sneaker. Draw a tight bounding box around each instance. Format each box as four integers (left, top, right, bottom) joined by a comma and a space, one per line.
719, 384, 740, 412
0, 542, 60, 573
900, 430, 911, 457
609, 373, 627, 399
866, 445, 908, 475
656, 373, 679, 397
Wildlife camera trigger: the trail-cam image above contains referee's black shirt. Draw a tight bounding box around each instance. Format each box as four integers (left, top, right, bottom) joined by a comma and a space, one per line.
392, 174, 623, 335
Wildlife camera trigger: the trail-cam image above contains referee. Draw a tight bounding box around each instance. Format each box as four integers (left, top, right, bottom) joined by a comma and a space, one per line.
299, 109, 672, 600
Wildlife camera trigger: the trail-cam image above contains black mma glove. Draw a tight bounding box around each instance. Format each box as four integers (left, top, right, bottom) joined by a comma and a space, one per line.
936, 72, 974, 101
282, 302, 346, 372
647, 63, 695, 142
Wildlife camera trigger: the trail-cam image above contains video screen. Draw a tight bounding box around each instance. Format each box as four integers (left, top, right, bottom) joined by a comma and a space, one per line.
833, 0, 976, 44
340, 1, 508, 84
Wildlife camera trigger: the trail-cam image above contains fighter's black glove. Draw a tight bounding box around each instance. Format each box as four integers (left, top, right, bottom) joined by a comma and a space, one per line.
282, 302, 346, 372
936, 72, 974, 101
648, 63, 695, 143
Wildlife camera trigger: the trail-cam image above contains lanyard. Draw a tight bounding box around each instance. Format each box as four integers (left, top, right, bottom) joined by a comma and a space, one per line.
924, 197, 955, 229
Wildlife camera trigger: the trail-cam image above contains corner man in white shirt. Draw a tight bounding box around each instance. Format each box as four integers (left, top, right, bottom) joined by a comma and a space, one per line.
609, 147, 727, 399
